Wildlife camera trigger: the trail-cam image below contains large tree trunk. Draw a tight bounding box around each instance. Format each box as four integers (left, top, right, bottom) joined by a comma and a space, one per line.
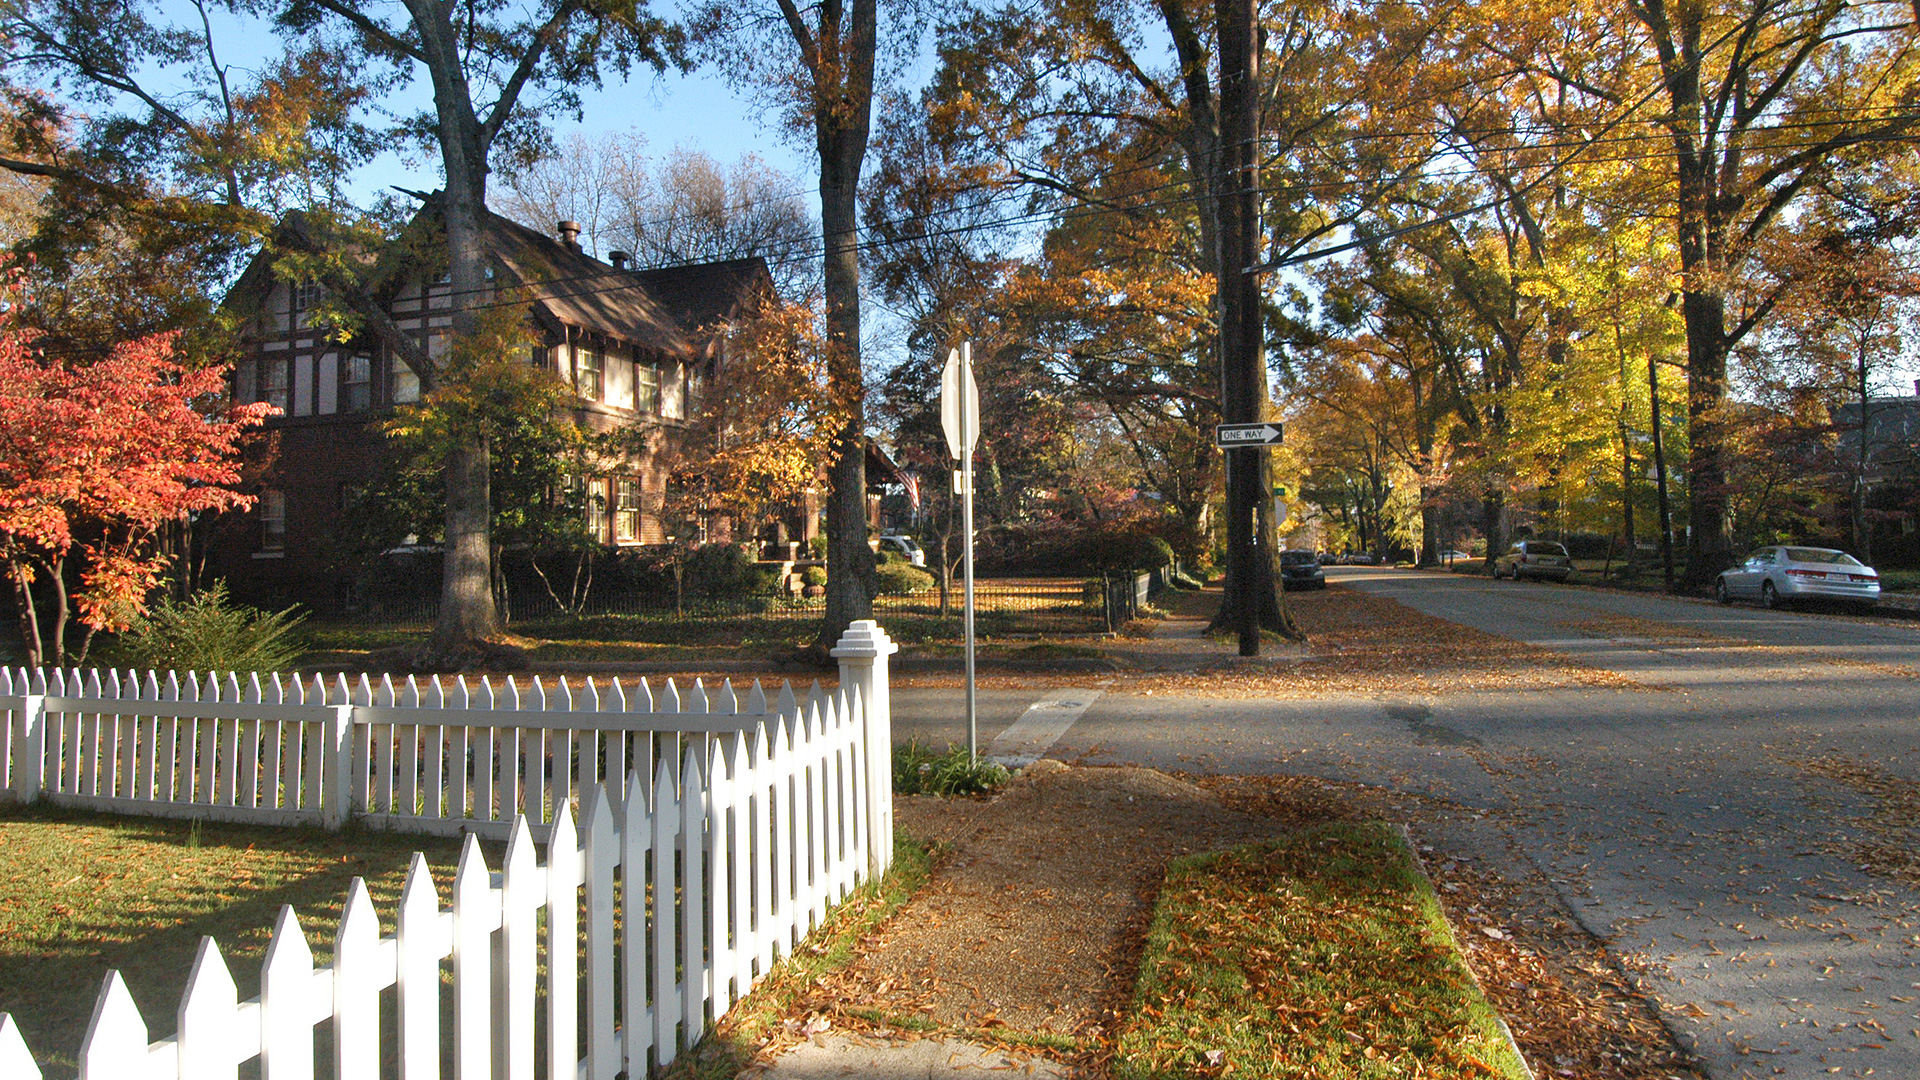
1207, 0, 1298, 649
410, 0, 502, 650
811, 0, 879, 653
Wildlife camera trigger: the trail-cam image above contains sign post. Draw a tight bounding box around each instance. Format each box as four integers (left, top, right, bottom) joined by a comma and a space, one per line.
940, 342, 981, 761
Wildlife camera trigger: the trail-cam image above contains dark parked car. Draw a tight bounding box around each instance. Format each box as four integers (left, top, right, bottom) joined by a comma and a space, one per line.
1492, 539, 1571, 581
1318, 552, 1338, 566
1279, 550, 1327, 590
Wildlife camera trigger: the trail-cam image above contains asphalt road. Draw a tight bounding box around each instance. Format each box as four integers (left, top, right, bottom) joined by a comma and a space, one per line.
894, 566, 1920, 1080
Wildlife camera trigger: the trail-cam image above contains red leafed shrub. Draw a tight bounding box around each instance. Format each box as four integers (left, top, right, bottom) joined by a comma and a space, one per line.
0, 309, 275, 666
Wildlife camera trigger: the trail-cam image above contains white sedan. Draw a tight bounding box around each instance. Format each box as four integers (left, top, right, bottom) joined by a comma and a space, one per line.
1715, 546, 1881, 612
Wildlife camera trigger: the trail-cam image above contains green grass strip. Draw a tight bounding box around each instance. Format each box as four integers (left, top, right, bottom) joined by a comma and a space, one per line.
1118, 822, 1530, 1080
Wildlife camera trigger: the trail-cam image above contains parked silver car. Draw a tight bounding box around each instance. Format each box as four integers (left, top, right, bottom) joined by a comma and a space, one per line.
1492, 539, 1571, 581
1715, 546, 1880, 611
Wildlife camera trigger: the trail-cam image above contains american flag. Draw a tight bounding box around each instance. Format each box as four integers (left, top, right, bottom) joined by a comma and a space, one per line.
902, 472, 921, 512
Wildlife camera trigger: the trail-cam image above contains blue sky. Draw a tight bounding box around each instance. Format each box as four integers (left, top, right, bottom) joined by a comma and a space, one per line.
149, 1, 816, 206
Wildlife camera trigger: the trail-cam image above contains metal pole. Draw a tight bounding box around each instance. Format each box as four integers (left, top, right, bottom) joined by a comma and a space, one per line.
962, 341, 978, 762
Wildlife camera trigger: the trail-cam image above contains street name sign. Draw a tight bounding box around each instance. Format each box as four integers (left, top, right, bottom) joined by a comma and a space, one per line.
1215, 422, 1284, 447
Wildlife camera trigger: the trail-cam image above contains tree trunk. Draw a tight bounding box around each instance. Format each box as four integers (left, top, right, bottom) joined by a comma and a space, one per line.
12, 565, 42, 669
811, 0, 879, 653
409, 0, 502, 650
1207, 0, 1297, 649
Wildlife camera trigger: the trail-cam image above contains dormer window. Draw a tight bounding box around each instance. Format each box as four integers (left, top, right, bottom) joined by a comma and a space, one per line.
576, 343, 603, 401
636, 361, 659, 414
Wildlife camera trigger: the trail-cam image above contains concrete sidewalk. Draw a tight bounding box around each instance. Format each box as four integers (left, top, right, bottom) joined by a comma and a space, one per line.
747, 1033, 1073, 1079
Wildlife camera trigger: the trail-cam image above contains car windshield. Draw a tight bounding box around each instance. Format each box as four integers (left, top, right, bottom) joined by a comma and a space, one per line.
1784, 547, 1862, 566
1529, 542, 1568, 556
1280, 552, 1317, 565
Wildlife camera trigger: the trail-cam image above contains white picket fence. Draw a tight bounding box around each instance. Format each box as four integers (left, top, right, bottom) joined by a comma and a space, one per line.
0, 620, 899, 1080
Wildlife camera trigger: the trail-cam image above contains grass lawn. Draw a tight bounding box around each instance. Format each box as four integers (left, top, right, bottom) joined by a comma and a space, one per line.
0, 805, 469, 1078
1118, 822, 1529, 1080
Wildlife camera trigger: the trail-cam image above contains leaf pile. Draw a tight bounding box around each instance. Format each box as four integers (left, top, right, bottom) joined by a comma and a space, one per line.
1117, 823, 1529, 1079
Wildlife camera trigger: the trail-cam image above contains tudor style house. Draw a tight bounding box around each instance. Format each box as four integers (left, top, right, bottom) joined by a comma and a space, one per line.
214, 200, 775, 612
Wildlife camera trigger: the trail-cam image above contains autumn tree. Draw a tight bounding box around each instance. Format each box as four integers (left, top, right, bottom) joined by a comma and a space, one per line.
653, 295, 842, 541
1619, 0, 1920, 587
0, 299, 273, 667
273, 0, 677, 657
0, 0, 383, 354
355, 305, 603, 619
689, 0, 886, 654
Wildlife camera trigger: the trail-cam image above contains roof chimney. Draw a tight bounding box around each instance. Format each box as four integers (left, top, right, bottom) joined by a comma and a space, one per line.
609, 249, 631, 270
557, 220, 582, 253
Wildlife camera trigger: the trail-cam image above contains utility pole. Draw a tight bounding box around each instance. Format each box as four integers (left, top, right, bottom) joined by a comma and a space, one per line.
1217, 0, 1265, 656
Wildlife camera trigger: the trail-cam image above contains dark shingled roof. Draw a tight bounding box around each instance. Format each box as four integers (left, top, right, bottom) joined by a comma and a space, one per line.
627, 257, 773, 336
482, 213, 772, 356
225, 200, 774, 359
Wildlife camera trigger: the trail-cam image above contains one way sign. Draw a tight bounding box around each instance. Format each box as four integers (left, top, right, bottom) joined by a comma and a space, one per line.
1215, 422, 1284, 448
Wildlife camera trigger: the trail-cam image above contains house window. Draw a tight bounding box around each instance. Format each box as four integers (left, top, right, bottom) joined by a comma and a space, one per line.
613, 477, 641, 543
234, 359, 257, 404
392, 361, 421, 404
344, 355, 372, 412
263, 357, 290, 411
576, 343, 603, 401
292, 282, 324, 329
583, 477, 608, 542
259, 490, 286, 552
635, 361, 660, 414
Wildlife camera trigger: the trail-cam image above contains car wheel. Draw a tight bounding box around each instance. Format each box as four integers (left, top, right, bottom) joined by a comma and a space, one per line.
1761, 581, 1781, 609
1715, 579, 1731, 605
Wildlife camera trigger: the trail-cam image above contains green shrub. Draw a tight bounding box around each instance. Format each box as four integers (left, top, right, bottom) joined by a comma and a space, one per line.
103, 582, 307, 673
1075, 528, 1176, 574
874, 558, 934, 595
685, 543, 757, 597
893, 742, 1009, 796
808, 534, 828, 559
803, 565, 828, 587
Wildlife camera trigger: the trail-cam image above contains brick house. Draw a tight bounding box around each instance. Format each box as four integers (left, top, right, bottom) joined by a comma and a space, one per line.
213, 201, 775, 612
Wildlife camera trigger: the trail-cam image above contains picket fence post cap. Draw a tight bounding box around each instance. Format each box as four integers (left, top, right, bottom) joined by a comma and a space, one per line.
829, 620, 898, 660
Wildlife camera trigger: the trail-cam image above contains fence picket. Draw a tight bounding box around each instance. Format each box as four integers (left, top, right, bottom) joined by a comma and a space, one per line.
178, 936, 246, 1079
500, 817, 539, 1080
260, 906, 317, 1080
452, 835, 496, 1080
77, 971, 146, 1080
680, 750, 706, 1045
708, 736, 735, 1019
650, 757, 680, 1068
332, 879, 380, 1080
620, 766, 651, 1079
0, 1013, 41, 1080
730, 730, 756, 998
583, 786, 619, 1080
749, 721, 774, 976
546, 805, 579, 1080
398, 853, 444, 1080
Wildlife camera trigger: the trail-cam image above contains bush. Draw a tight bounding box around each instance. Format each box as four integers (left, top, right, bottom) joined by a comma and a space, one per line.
893, 742, 1010, 796
803, 565, 828, 587
875, 558, 935, 595
1075, 529, 1176, 574
808, 534, 828, 559
685, 543, 758, 598
103, 582, 307, 673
